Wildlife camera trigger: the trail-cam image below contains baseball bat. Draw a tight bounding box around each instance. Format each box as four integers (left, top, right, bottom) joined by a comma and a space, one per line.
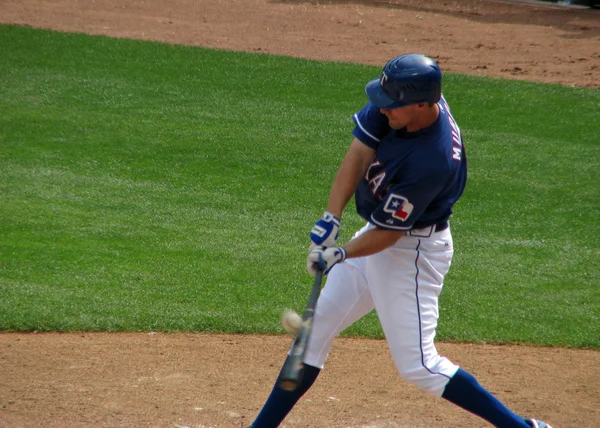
278, 268, 324, 391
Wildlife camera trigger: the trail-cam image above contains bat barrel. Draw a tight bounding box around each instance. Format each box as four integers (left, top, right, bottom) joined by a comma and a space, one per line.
278, 324, 309, 390
277, 269, 324, 391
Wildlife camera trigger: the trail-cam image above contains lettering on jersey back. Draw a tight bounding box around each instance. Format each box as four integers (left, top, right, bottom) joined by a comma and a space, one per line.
441, 97, 463, 162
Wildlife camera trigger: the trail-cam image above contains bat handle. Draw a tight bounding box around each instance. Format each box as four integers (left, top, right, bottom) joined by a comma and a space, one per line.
304, 270, 323, 320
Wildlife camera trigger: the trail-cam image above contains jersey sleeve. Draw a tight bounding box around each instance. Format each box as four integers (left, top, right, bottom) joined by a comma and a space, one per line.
351, 102, 390, 149
369, 169, 447, 230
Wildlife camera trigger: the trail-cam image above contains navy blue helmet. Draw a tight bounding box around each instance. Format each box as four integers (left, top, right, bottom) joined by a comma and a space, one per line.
365, 54, 442, 109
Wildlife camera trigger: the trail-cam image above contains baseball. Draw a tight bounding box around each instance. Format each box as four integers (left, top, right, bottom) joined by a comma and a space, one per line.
281, 309, 303, 334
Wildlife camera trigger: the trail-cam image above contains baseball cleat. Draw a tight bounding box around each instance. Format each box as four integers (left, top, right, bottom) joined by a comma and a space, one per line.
525, 419, 553, 428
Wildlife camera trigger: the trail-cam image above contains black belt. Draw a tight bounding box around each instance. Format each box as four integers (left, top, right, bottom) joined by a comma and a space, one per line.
409, 220, 449, 237
434, 220, 449, 232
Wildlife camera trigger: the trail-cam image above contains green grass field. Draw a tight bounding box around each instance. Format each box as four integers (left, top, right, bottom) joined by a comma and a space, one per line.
1, 25, 598, 348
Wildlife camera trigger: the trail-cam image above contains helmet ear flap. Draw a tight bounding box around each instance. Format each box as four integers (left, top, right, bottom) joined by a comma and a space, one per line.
430, 80, 442, 104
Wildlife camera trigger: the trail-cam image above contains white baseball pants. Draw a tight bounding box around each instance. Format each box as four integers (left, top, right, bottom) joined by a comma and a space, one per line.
303, 222, 459, 396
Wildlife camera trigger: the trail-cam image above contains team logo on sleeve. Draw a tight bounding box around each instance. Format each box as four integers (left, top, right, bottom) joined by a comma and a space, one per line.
383, 194, 414, 222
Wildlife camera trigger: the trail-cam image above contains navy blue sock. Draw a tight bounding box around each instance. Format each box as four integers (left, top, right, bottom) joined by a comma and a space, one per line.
250, 362, 321, 428
442, 368, 529, 427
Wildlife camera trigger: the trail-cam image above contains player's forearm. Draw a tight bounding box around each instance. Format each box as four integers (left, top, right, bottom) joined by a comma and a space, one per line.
326, 139, 375, 217
342, 228, 406, 259
326, 164, 361, 218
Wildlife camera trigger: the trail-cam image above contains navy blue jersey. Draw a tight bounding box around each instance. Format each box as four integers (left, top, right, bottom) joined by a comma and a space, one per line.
351, 95, 467, 230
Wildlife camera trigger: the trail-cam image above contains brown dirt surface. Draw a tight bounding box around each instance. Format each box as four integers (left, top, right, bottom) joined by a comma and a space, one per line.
2, 0, 600, 87
2, 333, 600, 427
1, 1, 599, 427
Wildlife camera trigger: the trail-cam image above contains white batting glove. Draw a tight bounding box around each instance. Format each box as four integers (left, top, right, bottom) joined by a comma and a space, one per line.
307, 246, 347, 276
310, 211, 341, 247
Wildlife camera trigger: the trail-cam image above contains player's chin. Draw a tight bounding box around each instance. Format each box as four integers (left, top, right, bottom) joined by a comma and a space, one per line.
388, 120, 405, 130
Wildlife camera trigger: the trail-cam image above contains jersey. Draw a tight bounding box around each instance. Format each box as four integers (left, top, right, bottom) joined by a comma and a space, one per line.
351, 95, 467, 231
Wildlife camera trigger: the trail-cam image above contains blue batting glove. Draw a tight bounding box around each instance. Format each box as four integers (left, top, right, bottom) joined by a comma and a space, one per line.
310, 211, 341, 247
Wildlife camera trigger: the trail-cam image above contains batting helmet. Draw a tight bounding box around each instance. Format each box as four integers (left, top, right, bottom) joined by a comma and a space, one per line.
365, 54, 442, 109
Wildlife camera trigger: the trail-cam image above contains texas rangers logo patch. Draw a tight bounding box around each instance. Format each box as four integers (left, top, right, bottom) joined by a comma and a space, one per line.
383, 194, 414, 222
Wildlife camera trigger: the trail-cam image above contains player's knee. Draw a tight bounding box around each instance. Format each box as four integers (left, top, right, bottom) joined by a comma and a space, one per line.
400, 367, 443, 395
395, 357, 456, 396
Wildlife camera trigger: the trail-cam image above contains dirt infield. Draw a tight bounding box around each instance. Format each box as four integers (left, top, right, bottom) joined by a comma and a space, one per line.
2, 333, 600, 427
2, 0, 599, 87
1, 1, 599, 427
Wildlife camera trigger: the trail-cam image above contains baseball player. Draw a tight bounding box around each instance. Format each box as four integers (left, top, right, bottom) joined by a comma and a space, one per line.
248, 54, 552, 428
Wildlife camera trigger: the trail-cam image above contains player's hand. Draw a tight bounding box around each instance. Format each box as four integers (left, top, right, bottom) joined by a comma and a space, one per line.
307, 246, 347, 276
310, 211, 341, 247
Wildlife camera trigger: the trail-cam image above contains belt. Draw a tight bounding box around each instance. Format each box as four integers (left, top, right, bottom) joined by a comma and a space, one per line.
409, 220, 449, 237
434, 220, 449, 232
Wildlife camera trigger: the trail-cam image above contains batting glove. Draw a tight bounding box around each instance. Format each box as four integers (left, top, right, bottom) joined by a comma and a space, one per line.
307, 246, 347, 276
310, 211, 341, 248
